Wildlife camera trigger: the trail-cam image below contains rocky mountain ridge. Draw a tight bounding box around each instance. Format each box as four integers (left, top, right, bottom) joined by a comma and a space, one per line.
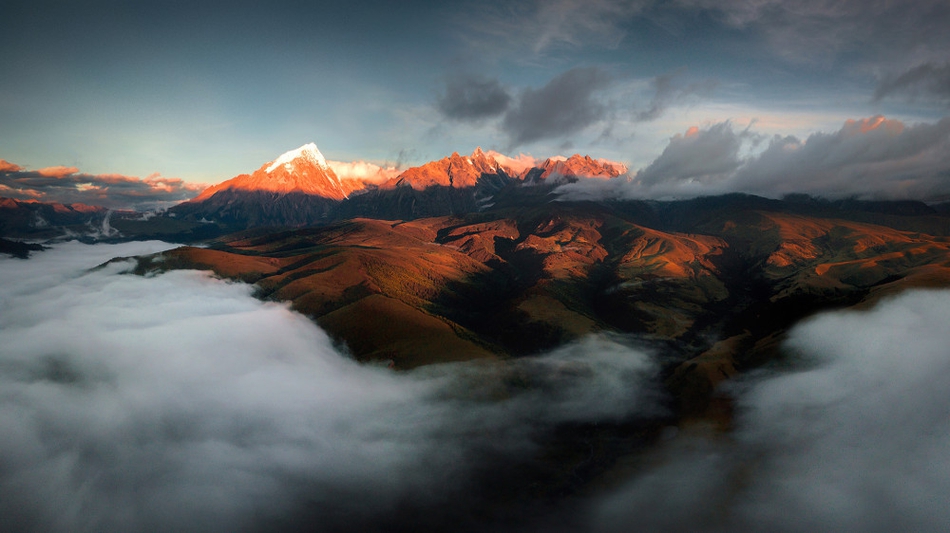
136, 194, 950, 422
169, 144, 627, 227
193, 143, 354, 201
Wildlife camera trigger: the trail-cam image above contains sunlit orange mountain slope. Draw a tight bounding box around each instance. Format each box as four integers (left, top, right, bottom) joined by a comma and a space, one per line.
136, 196, 950, 424
193, 143, 352, 201
379, 147, 505, 190
522, 154, 627, 184
169, 144, 626, 226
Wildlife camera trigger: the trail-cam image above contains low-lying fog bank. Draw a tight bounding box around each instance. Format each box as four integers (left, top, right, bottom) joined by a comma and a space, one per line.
2, 242, 949, 532
591, 288, 950, 533
0, 242, 659, 532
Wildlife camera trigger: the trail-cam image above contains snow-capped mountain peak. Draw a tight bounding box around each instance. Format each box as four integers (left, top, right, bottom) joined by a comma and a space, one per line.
192, 142, 352, 202
266, 142, 329, 173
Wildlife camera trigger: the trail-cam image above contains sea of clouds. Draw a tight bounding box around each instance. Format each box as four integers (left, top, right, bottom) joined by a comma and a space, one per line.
2, 242, 950, 532
590, 289, 950, 533
0, 242, 659, 532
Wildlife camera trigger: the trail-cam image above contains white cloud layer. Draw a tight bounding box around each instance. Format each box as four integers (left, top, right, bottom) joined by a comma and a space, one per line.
0, 242, 659, 532
591, 288, 950, 532
326, 159, 400, 185
4, 242, 950, 531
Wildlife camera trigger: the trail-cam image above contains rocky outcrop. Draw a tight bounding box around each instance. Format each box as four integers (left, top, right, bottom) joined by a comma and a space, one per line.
522, 154, 626, 185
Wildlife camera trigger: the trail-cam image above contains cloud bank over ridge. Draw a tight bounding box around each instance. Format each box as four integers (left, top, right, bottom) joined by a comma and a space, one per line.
591, 288, 950, 532
0, 162, 207, 210
557, 116, 950, 201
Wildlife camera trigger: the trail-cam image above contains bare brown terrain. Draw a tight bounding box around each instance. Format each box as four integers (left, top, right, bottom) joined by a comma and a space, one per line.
135, 196, 950, 427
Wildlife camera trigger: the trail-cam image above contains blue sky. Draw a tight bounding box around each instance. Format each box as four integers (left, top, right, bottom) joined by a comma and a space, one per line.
2, 0, 949, 190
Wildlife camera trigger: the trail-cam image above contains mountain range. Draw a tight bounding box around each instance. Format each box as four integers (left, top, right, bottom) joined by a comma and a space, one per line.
0, 144, 629, 242
133, 193, 950, 420
168, 143, 627, 228
5, 144, 950, 417
5, 143, 950, 521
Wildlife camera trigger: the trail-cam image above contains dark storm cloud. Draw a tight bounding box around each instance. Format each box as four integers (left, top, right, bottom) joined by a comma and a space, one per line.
635, 122, 746, 186
874, 62, 950, 104
463, 0, 649, 58
635, 71, 717, 122
437, 75, 511, 121
676, 0, 950, 65
557, 116, 950, 201
590, 289, 950, 532
0, 162, 206, 210
0, 242, 661, 532
732, 116, 950, 198
463, 0, 949, 69
522, 0, 647, 53
502, 67, 612, 148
